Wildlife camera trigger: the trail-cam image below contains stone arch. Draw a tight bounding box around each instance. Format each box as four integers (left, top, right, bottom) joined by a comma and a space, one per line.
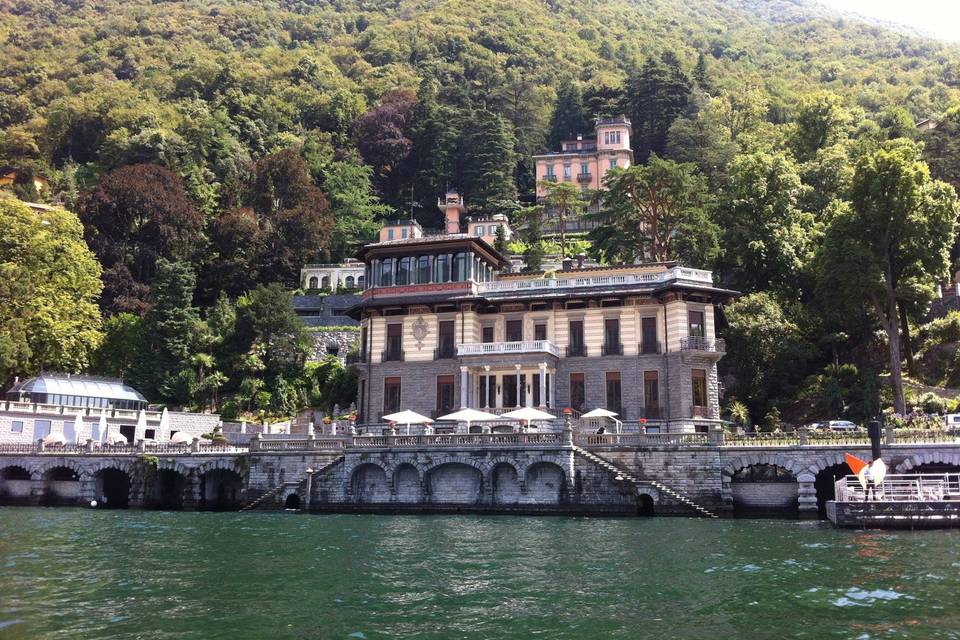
724, 458, 798, 518
39, 463, 82, 506
721, 454, 808, 479
523, 461, 566, 505
201, 467, 244, 510
426, 462, 482, 504
0, 465, 33, 504
35, 458, 85, 480
345, 275, 355, 288
156, 459, 195, 477
895, 452, 960, 473
308, 276, 319, 289
284, 493, 301, 509
321, 275, 330, 289
490, 461, 521, 505
637, 493, 655, 516
350, 463, 390, 503
393, 463, 420, 503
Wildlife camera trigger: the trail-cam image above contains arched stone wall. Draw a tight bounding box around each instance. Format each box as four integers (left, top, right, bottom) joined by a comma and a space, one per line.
393, 463, 420, 503
523, 462, 565, 505
491, 462, 521, 505
427, 463, 482, 504
351, 463, 390, 503
895, 452, 960, 472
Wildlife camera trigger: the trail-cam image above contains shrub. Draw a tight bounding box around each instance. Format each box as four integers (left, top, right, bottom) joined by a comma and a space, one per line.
916, 392, 949, 415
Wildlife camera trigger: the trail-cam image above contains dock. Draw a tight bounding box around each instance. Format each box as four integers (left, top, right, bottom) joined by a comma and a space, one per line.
826, 473, 960, 528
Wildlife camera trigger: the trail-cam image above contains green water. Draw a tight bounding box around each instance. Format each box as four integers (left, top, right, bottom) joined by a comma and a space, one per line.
1, 509, 959, 639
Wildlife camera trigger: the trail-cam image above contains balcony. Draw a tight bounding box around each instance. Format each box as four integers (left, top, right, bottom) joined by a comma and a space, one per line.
577, 172, 592, 183
381, 348, 405, 362
345, 352, 366, 365
474, 266, 714, 295
638, 341, 662, 355
680, 337, 726, 353
458, 340, 561, 358
602, 343, 623, 356
566, 344, 588, 357
542, 175, 557, 182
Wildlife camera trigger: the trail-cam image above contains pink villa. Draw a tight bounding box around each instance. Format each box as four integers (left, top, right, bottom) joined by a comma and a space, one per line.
533, 116, 634, 197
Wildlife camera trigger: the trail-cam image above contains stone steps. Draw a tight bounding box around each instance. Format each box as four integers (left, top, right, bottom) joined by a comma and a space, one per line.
572, 445, 718, 518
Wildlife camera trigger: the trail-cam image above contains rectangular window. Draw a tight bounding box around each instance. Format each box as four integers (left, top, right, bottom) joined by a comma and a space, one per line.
568, 320, 585, 356
438, 320, 455, 358
387, 228, 395, 240
436, 375, 455, 415
489, 225, 497, 236
643, 371, 660, 419
580, 163, 589, 175
482, 326, 495, 343
503, 375, 518, 408
35, 419, 51, 438
479, 375, 496, 408
606, 372, 622, 414
641, 317, 658, 354
359, 380, 366, 422
563, 165, 572, 179
604, 318, 621, 355
570, 373, 585, 411
11, 420, 23, 433
609, 158, 617, 170
688, 310, 705, 338
401, 228, 408, 239
385, 323, 402, 360
474, 226, 483, 236
534, 323, 547, 341
417, 256, 431, 284
384, 377, 402, 413
506, 319, 523, 342
692, 369, 707, 410
546, 164, 555, 177
360, 327, 368, 360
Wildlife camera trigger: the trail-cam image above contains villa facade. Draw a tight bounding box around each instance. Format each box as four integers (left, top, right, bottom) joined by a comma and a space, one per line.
348, 230, 735, 433
532, 116, 634, 197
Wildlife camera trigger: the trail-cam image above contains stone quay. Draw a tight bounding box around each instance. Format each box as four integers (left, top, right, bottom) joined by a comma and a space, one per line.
3, 428, 960, 519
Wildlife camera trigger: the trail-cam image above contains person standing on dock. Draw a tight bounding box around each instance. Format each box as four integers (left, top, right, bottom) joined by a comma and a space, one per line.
863, 465, 876, 501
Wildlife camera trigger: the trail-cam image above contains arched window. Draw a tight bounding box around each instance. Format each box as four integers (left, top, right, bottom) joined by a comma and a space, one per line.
434, 254, 450, 283
345, 276, 355, 288
417, 256, 432, 284
381, 258, 394, 287
308, 276, 318, 289
396, 257, 412, 285
358, 275, 365, 289
321, 275, 330, 289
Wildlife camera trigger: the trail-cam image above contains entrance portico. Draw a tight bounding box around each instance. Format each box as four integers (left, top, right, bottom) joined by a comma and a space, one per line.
459, 362, 555, 411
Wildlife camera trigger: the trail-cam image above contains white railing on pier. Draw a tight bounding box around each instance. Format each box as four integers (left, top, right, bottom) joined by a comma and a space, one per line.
351, 433, 564, 448
0, 442, 248, 455
834, 473, 960, 502
575, 432, 711, 447
457, 340, 561, 357
474, 266, 714, 295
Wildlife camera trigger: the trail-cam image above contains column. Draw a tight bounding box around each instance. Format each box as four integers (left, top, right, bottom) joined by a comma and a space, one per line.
460, 366, 469, 408
515, 365, 522, 408
538, 363, 547, 408
549, 370, 555, 410
483, 366, 491, 409
496, 374, 502, 409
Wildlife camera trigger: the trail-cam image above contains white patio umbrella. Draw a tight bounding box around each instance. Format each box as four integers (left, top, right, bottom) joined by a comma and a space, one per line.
104, 427, 127, 445
158, 408, 170, 441
136, 409, 148, 441
95, 408, 108, 443
42, 430, 67, 445
501, 407, 556, 429
437, 408, 500, 432
580, 408, 623, 433
169, 430, 193, 445
382, 410, 433, 435
69, 411, 84, 444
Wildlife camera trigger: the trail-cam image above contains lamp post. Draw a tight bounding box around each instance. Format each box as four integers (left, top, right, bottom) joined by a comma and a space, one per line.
304, 467, 314, 512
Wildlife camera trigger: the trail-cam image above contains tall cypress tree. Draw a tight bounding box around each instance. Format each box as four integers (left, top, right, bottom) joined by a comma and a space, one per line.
547, 81, 590, 149
460, 109, 517, 215
625, 55, 692, 162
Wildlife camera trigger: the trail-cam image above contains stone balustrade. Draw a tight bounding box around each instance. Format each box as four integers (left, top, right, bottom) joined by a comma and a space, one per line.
457, 340, 561, 357
473, 266, 713, 294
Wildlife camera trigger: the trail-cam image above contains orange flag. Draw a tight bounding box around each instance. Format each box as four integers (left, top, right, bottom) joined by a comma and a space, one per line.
845, 453, 868, 475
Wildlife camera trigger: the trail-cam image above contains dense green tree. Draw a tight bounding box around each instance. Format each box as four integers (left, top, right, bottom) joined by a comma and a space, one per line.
91, 313, 146, 380
722, 292, 815, 419
460, 109, 517, 215
816, 140, 958, 414
589, 156, 717, 265
547, 81, 591, 149
234, 284, 312, 380
624, 55, 692, 162
923, 105, 960, 194
539, 181, 585, 258
715, 151, 815, 298
790, 91, 853, 162
0, 196, 103, 382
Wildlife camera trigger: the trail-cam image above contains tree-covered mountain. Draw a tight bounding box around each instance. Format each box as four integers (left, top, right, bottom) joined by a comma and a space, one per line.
3, 0, 960, 423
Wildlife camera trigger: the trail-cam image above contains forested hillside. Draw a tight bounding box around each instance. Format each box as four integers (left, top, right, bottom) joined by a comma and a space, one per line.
3, 0, 960, 425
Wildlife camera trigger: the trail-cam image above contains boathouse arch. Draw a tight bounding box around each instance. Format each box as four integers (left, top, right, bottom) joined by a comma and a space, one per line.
895, 452, 960, 473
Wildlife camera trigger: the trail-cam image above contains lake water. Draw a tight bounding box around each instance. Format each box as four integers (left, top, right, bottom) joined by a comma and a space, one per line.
1, 508, 959, 639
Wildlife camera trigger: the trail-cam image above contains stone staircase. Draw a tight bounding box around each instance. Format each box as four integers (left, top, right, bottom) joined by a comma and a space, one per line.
572, 445, 718, 518
240, 455, 345, 512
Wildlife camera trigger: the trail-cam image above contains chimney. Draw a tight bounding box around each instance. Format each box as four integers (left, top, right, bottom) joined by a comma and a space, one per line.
561, 257, 573, 272
576, 252, 586, 269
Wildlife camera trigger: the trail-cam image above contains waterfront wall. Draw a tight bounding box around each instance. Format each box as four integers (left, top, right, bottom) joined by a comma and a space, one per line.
4, 440, 960, 517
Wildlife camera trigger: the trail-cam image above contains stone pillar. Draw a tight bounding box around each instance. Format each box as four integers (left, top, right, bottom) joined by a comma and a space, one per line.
183, 470, 201, 510
460, 366, 469, 408
483, 366, 491, 409
549, 370, 555, 410
515, 365, 522, 408
495, 374, 502, 409
538, 363, 547, 408
79, 474, 96, 506
797, 473, 818, 520
798, 426, 808, 446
